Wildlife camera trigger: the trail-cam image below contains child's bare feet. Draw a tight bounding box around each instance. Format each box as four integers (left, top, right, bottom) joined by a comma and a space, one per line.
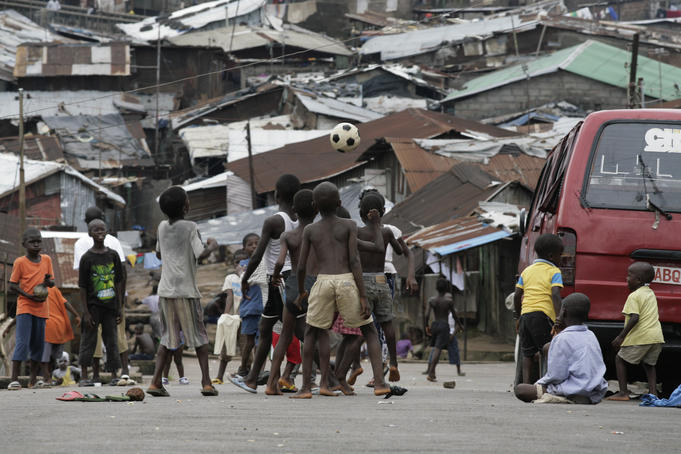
426, 375, 437, 382
265, 384, 283, 396
347, 367, 363, 386
290, 389, 313, 399
373, 385, 391, 396
606, 391, 630, 401
319, 387, 338, 397
389, 366, 400, 382
333, 381, 356, 396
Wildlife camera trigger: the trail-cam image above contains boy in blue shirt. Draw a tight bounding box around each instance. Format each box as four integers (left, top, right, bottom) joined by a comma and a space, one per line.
513, 234, 563, 384
235, 233, 263, 384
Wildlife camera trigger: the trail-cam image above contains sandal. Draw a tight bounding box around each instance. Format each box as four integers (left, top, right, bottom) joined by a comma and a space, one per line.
179, 377, 190, 385
146, 386, 170, 397
230, 376, 256, 394
211, 378, 223, 385
56, 390, 85, 401
75, 393, 106, 402
79, 379, 95, 387
201, 385, 219, 396
7, 381, 22, 391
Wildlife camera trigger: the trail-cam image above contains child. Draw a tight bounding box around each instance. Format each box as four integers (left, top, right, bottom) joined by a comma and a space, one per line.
291, 182, 390, 398
234, 234, 264, 384
396, 333, 413, 359
146, 186, 216, 397
130, 323, 156, 360
513, 233, 564, 384
52, 352, 81, 386
213, 249, 248, 384
78, 219, 124, 385
357, 192, 404, 382
7, 228, 55, 390
515, 293, 608, 404
41, 286, 81, 382
425, 278, 463, 382
265, 189, 317, 395
233, 174, 300, 393
607, 262, 665, 400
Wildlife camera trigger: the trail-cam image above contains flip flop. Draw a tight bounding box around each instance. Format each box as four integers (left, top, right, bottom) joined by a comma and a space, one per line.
443, 381, 456, 389
79, 380, 95, 387
105, 395, 131, 402
201, 385, 219, 396
146, 386, 170, 397
75, 393, 106, 402
56, 390, 85, 401
230, 376, 256, 394
383, 385, 408, 399
211, 379, 223, 385
109, 378, 121, 386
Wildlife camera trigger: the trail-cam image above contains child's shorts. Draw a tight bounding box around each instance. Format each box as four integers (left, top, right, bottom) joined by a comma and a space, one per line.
241, 315, 260, 336
285, 274, 316, 318
41, 342, 64, 363
272, 332, 302, 365
12, 313, 46, 362
618, 343, 663, 366
306, 274, 373, 330
363, 273, 394, 324
518, 311, 553, 358
430, 320, 450, 349
159, 297, 209, 350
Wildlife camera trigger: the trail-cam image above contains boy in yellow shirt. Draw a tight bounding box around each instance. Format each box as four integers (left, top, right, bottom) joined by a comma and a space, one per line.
607, 262, 664, 400
513, 234, 564, 384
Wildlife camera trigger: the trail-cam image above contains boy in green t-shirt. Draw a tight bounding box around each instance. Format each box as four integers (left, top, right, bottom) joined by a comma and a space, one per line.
608, 262, 665, 401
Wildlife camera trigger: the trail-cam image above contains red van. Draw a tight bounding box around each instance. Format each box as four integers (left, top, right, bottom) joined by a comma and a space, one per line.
518, 109, 681, 394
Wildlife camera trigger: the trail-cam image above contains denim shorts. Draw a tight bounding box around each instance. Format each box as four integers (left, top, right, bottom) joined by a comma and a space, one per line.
241, 315, 260, 336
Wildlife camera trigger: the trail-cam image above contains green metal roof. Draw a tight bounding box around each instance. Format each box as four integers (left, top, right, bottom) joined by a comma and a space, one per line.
442, 40, 681, 103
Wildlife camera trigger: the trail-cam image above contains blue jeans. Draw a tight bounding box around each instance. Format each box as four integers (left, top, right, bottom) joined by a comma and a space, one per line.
12, 313, 46, 362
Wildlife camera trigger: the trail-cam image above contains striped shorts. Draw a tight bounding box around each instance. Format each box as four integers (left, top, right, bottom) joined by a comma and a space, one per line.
159, 297, 209, 350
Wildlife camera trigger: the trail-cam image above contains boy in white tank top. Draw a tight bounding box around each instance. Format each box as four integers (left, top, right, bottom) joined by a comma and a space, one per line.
231, 174, 301, 394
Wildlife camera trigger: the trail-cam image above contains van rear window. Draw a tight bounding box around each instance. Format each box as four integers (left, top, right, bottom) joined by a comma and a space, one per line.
585, 122, 681, 212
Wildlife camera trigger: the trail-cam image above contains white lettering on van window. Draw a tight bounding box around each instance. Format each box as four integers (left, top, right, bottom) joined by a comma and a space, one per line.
644, 128, 681, 153
599, 155, 629, 175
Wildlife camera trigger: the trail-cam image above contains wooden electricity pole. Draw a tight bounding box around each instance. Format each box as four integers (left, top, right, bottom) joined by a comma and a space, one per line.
628, 33, 640, 109
18, 88, 26, 233
246, 121, 257, 209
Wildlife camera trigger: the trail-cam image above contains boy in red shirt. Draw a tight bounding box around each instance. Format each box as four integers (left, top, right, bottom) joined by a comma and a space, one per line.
41, 287, 81, 384
8, 228, 55, 390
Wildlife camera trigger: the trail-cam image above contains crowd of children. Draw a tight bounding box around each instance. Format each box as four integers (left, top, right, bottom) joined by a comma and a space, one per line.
4, 173, 668, 408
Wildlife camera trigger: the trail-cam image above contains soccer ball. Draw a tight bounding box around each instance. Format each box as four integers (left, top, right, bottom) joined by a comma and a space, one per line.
330, 122, 360, 153
33, 284, 49, 299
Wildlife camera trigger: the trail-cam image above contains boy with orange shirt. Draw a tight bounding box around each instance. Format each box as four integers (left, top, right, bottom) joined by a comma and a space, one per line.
8, 228, 55, 390
41, 287, 81, 384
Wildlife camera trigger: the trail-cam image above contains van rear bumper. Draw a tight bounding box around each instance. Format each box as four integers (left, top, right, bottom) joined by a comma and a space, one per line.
586, 321, 681, 351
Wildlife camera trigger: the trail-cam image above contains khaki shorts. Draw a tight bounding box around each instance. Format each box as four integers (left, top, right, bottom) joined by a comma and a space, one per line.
94, 312, 128, 358
306, 274, 373, 330
618, 343, 663, 366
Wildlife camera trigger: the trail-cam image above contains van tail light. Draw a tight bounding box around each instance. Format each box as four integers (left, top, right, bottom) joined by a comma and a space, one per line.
558, 229, 576, 286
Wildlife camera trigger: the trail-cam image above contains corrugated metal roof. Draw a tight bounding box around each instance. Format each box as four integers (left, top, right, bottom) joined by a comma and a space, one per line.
359, 14, 540, 60
0, 136, 64, 162
0, 211, 22, 264
388, 138, 456, 193
41, 237, 79, 289
0, 10, 62, 82
293, 90, 382, 123
382, 162, 500, 236
0, 152, 125, 205
227, 108, 516, 194
14, 42, 130, 78
443, 40, 681, 103
117, 0, 266, 42
42, 114, 154, 170
406, 216, 511, 256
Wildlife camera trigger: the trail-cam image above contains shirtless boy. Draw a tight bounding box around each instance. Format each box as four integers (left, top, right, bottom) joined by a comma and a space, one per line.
265, 189, 316, 395
425, 278, 463, 382
291, 182, 390, 398
357, 192, 404, 382
232, 174, 300, 393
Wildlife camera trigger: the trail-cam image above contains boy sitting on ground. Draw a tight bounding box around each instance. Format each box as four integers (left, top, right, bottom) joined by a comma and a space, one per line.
513, 233, 564, 384
130, 323, 156, 361
52, 352, 81, 386
291, 182, 390, 398
607, 262, 665, 400
515, 293, 607, 404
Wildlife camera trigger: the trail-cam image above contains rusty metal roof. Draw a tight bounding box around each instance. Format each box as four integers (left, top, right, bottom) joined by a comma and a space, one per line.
406, 216, 510, 255
0, 212, 22, 265
450, 152, 545, 189
0, 136, 64, 162
228, 108, 518, 194
382, 162, 500, 236
14, 42, 130, 78
40, 237, 79, 289
388, 138, 456, 193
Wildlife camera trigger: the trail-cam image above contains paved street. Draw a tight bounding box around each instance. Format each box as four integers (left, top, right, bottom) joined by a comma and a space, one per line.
0, 361, 677, 453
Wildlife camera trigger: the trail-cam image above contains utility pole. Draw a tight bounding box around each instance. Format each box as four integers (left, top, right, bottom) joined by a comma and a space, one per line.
246, 121, 257, 209
628, 33, 640, 109
18, 88, 26, 233
154, 14, 162, 160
